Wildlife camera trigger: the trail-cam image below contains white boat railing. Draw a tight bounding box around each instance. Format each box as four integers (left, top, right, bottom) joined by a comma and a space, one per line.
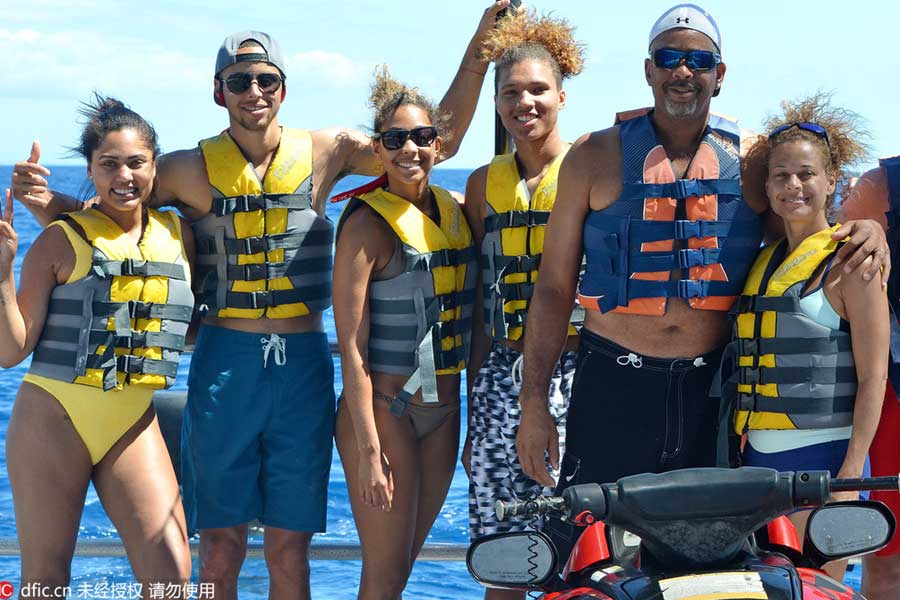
0, 539, 468, 561
0, 342, 470, 562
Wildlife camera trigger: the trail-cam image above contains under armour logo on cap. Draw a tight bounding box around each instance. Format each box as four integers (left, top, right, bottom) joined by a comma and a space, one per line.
649, 3, 722, 52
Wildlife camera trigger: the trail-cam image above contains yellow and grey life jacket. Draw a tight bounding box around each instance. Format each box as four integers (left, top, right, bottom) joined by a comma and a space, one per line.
481, 151, 582, 341
193, 128, 333, 319
725, 226, 856, 433
29, 208, 193, 391
336, 185, 477, 415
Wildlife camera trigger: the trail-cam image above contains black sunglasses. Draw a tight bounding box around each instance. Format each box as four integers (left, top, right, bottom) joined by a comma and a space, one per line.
768, 122, 831, 148
375, 126, 438, 151
220, 72, 284, 94
652, 48, 721, 71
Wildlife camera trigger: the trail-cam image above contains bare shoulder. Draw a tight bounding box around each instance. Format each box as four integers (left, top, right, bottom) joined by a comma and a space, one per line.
466, 163, 490, 190
562, 127, 622, 211
156, 148, 209, 211
449, 190, 465, 205
158, 148, 205, 178
338, 202, 393, 250
28, 221, 76, 282
567, 127, 620, 169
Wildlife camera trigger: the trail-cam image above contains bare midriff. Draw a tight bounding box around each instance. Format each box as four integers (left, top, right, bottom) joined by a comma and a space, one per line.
371, 371, 461, 409
203, 312, 325, 334
583, 298, 730, 358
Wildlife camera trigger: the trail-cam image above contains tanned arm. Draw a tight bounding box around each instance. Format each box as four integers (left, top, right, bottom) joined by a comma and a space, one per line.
333, 206, 397, 510
461, 165, 491, 476
516, 134, 593, 486
435, 0, 517, 161
833, 260, 889, 498
0, 191, 74, 367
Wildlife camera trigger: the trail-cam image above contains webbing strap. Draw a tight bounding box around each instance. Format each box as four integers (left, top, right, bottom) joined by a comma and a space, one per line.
92, 259, 186, 280
212, 193, 312, 216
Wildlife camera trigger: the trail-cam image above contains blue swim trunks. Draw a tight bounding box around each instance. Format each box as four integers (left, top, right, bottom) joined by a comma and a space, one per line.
742, 438, 870, 499
182, 324, 335, 532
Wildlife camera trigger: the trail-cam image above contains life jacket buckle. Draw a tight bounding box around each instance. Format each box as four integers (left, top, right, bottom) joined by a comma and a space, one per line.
739, 368, 760, 385
437, 248, 454, 267
240, 236, 267, 255
736, 295, 755, 313
438, 291, 459, 312
673, 178, 700, 200
678, 249, 703, 269
249, 290, 273, 309
126, 300, 152, 319
677, 279, 709, 299
121, 258, 150, 277
235, 194, 263, 213
433, 319, 457, 340
737, 392, 758, 411
739, 338, 760, 356
243, 263, 266, 281
117, 353, 132, 374
675, 219, 700, 240
115, 331, 140, 350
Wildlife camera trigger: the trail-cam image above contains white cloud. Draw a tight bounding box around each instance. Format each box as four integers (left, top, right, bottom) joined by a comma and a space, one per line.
287, 50, 371, 87
0, 28, 208, 99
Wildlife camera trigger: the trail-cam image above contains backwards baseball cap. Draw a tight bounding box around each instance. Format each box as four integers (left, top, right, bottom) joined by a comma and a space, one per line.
648, 4, 721, 52
215, 31, 286, 77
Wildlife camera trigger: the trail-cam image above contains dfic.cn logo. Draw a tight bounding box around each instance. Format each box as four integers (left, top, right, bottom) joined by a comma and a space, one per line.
0, 580, 14, 599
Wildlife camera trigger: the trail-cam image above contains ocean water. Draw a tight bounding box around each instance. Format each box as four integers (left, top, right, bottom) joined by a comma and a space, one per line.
0, 165, 865, 597
0, 165, 482, 598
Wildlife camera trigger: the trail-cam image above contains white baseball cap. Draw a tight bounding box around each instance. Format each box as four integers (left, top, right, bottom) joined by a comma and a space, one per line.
648, 4, 721, 52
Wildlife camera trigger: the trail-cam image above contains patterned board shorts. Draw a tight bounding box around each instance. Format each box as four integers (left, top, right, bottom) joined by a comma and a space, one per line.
468, 343, 577, 539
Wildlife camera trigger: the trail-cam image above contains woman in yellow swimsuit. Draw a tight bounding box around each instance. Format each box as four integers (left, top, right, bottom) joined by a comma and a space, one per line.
0, 95, 193, 593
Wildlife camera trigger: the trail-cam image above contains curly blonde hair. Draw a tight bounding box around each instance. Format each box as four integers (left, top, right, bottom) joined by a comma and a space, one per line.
480, 9, 585, 87
369, 65, 449, 137
742, 92, 870, 221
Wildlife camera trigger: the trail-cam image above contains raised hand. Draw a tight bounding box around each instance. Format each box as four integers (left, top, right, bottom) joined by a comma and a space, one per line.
0, 189, 18, 282
11, 141, 53, 211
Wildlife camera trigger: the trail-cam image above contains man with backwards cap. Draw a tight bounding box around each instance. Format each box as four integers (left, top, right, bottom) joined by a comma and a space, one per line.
515, 4, 888, 500
11, 9, 512, 596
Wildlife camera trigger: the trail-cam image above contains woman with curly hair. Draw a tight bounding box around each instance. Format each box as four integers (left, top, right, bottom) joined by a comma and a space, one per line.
461, 11, 585, 589
725, 94, 885, 575
332, 63, 479, 598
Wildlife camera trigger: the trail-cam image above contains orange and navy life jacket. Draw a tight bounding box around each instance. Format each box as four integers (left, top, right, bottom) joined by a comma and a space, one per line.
577, 109, 762, 316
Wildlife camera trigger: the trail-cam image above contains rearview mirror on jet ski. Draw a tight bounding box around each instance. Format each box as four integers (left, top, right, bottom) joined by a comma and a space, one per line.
805, 502, 895, 565
466, 531, 558, 590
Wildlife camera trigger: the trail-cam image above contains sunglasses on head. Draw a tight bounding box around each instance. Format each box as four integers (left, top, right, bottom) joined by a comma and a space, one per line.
220, 72, 284, 94
652, 48, 721, 71
375, 126, 438, 151
768, 122, 831, 148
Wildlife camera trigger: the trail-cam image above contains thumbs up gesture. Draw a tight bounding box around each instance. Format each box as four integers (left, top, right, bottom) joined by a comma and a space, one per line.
11, 141, 53, 210
0, 189, 18, 283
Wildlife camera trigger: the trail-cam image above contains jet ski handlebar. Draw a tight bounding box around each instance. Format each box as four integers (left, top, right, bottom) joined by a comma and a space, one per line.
495, 468, 900, 523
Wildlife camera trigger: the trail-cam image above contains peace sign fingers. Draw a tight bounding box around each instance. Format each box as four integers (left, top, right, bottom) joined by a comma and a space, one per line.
2, 187, 14, 226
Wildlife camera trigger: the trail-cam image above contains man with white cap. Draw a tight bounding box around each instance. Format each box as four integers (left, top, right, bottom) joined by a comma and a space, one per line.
515, 4, 888, 496
10, 5, 517, 596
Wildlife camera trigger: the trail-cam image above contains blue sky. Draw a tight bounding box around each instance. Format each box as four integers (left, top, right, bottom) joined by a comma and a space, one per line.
1, 0, 897, 171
